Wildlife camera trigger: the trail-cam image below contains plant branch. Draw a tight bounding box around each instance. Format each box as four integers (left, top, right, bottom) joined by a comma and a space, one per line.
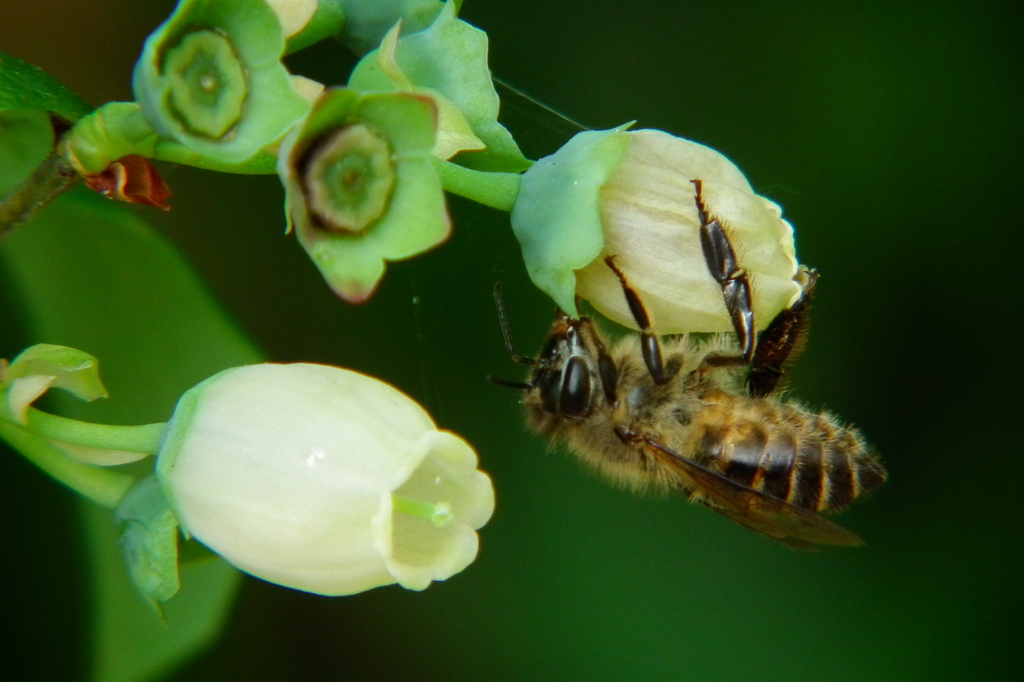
0, 149, 81, 242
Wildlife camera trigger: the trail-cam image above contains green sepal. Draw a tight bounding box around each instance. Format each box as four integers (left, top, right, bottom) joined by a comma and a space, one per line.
6, 343, 108, 402
510, 125, 633, 317
115, 477, 182, 611
132, 0, 311, 164
285, 0, 347, 55
336, 0, 446, 55
0, 51, 92, 122
278, 88, 449, 302
349, 1, 530, 172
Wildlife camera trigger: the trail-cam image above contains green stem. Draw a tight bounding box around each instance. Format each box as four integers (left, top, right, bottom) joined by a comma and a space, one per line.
152, 142, 278, 175
0, 149, 81, 242
0, 420, 135, 508
21, 409, 166, 454
432, 158, 521, 212
66, 102, 279, 176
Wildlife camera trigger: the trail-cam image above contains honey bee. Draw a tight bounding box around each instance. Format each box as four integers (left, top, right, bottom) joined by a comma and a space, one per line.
495, 180, 886, 549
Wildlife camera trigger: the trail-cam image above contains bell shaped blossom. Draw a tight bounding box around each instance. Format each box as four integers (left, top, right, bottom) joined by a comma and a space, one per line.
132, 0, 311, 164
157, 363, 494, 595
511, 127, 804, 334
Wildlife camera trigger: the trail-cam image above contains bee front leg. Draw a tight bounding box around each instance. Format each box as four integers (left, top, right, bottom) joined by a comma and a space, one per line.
691, 178, 756, 362
604, 255, 668, 385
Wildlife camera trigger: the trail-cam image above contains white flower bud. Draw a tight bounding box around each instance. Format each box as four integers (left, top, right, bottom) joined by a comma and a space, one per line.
512, 128, 803, 334
577, 130, 801, 333
157, 363, 494, 596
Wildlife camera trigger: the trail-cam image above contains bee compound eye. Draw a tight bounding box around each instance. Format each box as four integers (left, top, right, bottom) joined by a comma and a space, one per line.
535, 368, 562, 414
560, 356, 592, 418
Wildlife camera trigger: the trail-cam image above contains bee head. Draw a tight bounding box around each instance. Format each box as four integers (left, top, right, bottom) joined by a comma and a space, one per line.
529, 311, 618, 420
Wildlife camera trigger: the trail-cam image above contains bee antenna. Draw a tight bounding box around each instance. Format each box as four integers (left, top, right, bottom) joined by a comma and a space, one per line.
493, 282, 538, 366
487, 375, 533, 391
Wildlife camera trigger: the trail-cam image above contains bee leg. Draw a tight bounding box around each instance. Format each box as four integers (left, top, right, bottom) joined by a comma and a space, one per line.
747, 267, 818, 398
578, 317, 619, 404
691, 179, 756, 362
604, 255, 668, 385
698, 352, 747, 374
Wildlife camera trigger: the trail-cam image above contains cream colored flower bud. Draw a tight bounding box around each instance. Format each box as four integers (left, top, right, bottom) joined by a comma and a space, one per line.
157, 363, 494, 596
512, 128, 803, 334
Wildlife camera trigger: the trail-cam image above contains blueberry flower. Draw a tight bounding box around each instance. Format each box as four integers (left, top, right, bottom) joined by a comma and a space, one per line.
511, 128, 803, 334
157, 363, 494, 595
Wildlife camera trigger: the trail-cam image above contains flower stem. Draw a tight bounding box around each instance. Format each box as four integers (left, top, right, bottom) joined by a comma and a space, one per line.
0, 420, 135, 508
21, 408, 166, 454
431, 158, 521, 212
0, 149, 81, 242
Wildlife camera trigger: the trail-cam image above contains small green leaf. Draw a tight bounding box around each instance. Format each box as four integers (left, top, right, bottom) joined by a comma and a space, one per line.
0, 110, 56, 196
116, 477, 181, 608
7, 343, 108, 402
0, 51, 92, 121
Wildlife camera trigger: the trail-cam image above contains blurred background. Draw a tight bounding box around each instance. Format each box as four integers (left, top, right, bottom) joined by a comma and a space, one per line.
2, 0, 1022, 680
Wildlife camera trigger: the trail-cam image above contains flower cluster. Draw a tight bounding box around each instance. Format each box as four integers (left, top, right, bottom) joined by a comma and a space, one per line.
4, 0, 814, 615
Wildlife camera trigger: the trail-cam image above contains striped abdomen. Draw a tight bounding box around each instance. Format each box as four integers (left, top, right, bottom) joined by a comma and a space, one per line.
689, 398, 886, 512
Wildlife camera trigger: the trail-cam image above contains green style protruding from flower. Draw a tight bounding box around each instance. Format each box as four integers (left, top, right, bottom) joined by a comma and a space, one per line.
133, 0, 311, 164
278, 88, 449, 303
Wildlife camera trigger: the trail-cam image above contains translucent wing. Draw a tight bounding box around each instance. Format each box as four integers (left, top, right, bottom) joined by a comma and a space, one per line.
641, 438, 864, 550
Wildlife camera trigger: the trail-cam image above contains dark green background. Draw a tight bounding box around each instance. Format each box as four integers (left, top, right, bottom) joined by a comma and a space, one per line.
2, 1, 1022, 680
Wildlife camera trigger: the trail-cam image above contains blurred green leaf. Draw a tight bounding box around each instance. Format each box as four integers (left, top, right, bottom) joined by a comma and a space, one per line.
0, 51, 92, 121
0, 109, 263, 682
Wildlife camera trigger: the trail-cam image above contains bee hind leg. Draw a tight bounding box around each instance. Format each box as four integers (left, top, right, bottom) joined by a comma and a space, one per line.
746, 267, 818, 398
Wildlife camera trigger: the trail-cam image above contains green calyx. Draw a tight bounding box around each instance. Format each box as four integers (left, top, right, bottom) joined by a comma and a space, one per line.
163, 30, 248, 139
133, 0, 311, 164
510, 126, 632, 317
335, 0, 446, 55
278, 88, 449, 303
348, 1, 530, 172
302, 123, 395, 233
